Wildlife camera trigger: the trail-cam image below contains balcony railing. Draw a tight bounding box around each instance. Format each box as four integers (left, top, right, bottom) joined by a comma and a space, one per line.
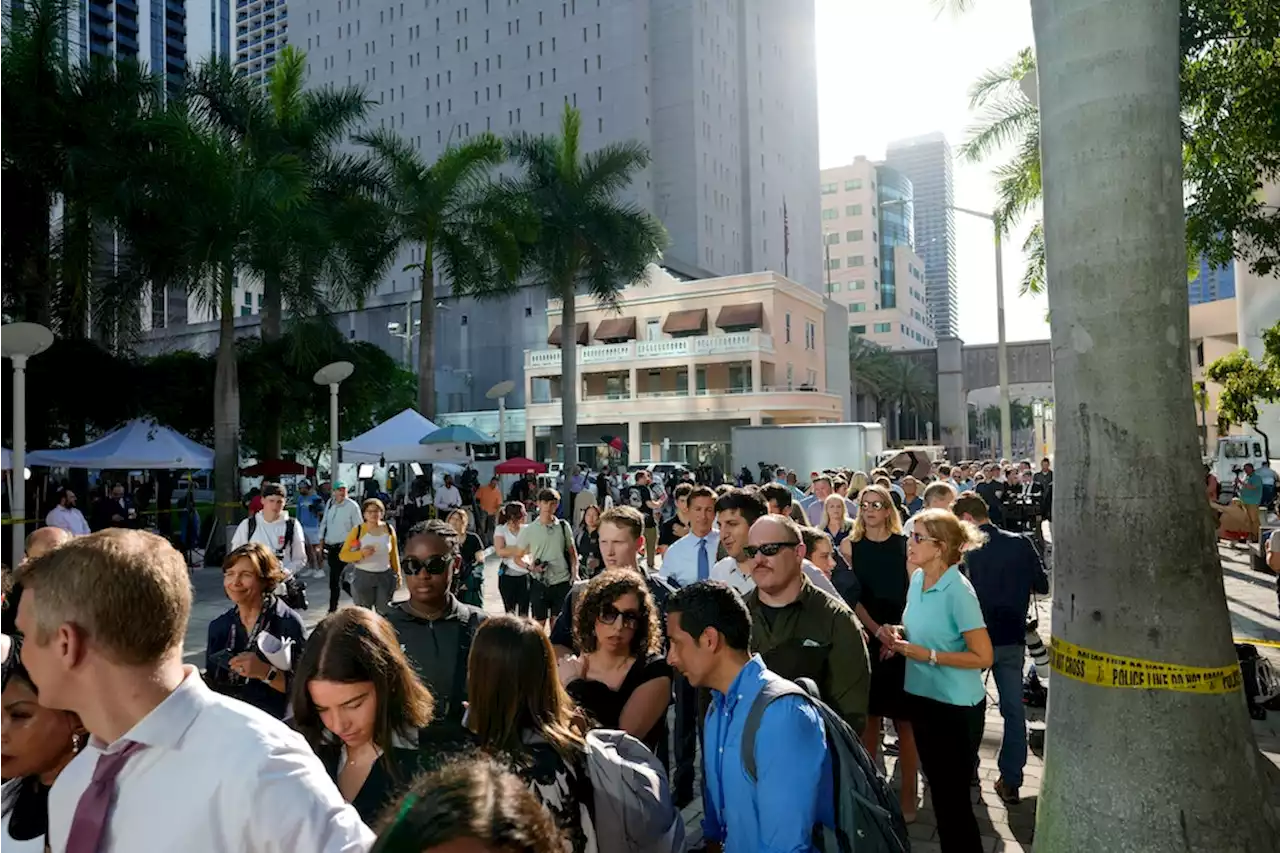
526, 330, 774, 369
531, 385, 837, 405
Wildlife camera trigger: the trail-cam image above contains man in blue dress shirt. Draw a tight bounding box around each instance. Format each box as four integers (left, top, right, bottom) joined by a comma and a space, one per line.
666, 581, 834, 853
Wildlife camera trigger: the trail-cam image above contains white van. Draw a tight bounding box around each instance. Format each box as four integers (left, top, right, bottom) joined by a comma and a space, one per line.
1214, 435, 1268, 498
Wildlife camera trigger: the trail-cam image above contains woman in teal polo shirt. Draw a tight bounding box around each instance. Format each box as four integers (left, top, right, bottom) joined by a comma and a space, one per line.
886, 508, 994, 853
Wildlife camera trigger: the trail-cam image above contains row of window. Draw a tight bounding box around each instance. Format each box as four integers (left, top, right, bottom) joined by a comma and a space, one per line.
851, 323, 893, 335
821, 203, 877, 220
819, 178, 866, 195
825, 255, 880, 270
781, 313, 820, 352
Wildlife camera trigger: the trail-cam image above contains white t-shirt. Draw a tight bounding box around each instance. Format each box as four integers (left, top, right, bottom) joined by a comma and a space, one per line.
495, 524, 529, 576
230, 512, 308, 574
434, 485, 462, 512
45, 505, 91, 536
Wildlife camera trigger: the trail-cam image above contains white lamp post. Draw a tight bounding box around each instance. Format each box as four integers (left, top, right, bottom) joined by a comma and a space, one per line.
313, 361, 355, 485
3, 323, 55, 561
486, 380, 516, 461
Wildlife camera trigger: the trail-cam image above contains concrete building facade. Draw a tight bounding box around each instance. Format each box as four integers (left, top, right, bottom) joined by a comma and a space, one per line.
233, 0, 283, 84
523, 266, 844, 467
819, 156, 934, 350
885, 132, 958, 337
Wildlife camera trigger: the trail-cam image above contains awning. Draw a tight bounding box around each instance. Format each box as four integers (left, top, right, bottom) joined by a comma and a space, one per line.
662, 308, 708, 335
594, 317, 637, 342
547, 323, 589, 346
715, 302, 764, 330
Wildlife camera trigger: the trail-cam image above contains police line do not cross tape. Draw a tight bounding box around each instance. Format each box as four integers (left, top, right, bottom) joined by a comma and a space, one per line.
1049, 636, 1243, 695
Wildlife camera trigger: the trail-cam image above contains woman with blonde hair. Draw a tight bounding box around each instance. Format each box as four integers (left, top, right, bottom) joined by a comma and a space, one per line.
821, 493, 855, 571
833, 483, 918, 821
339, 497, 402, 613
446, 508, 486, 606
887, 509, 993, 851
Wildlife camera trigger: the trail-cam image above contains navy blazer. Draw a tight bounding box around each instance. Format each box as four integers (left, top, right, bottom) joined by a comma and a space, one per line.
963, 523, 1050, 646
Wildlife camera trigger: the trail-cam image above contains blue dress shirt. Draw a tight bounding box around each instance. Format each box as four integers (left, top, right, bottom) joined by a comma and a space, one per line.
660, 529, 721, 587
701, 655, 834, 852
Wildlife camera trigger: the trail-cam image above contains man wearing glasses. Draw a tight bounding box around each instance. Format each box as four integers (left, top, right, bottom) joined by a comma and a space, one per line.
385, 519, 488, 731
742, 514, 871, 733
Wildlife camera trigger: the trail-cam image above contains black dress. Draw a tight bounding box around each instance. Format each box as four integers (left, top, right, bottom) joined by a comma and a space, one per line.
576, 527, 602, 578
849, 533, 910, 720
453, 531, 486, 605
566, 654, 672, 768
319, 743, 422, 826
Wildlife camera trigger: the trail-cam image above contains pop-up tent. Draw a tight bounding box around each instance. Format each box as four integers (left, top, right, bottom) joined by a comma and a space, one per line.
342, 409, 468, 463
26, 420, 214, 470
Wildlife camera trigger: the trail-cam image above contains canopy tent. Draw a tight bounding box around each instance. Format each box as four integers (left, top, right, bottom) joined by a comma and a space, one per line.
26, 420, 214, 470
342, 408, 468, 464
494, 456, 547, 475
420, 424, 497, 445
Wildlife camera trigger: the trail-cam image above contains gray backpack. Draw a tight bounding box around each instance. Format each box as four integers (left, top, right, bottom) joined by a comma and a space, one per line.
581, 729, 686, 853
743, 675, 910, 853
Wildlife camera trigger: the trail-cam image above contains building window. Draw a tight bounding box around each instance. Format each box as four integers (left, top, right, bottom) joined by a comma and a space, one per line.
845, 179, 862, 191
849, 255, 865, 267
784, 312, 792, 343
845, 204, 862, 216
849, 302, 865, 313
821, 208, 838, 221
829, 281, 841, 292
805, 321, 816, 350
826, 258, 840, 270
851, 324, 867, 334
853, 280, 866, 290
820, 182, 837, 195
874, 323, 892, 334
786, 364, 794, 390
825, 233, 840, 245
848, 229, 864, 242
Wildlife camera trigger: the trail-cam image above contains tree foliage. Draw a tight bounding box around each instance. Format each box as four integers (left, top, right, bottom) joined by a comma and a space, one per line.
1205, 321, 1280, 428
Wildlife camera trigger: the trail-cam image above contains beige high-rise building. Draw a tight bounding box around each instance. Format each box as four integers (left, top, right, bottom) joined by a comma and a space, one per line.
819, 156, 936, 350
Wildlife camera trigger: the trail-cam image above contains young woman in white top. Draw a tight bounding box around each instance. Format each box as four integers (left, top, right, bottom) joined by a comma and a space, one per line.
338, 498, 402, 614
1, 653, 86, 853
494, 501, 532, 617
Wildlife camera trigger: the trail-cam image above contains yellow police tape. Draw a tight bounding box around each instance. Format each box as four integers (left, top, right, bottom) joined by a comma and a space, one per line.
1049, 636, 1243, 694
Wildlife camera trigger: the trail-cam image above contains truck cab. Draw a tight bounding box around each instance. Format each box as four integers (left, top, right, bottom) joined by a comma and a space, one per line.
1214, 435, 1268, 498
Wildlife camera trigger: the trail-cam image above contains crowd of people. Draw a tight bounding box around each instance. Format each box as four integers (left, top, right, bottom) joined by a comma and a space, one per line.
1, 455, 1057, 853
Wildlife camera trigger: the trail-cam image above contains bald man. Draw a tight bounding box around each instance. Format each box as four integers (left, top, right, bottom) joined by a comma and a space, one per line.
25, 526, 74, 562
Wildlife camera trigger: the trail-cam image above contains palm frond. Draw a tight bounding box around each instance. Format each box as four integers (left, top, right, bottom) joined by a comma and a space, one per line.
1020, 221, 1046, 296
966, 48, 1035, 109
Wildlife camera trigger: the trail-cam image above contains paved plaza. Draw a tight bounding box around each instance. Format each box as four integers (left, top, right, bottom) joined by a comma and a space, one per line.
183, 540, 1280, 852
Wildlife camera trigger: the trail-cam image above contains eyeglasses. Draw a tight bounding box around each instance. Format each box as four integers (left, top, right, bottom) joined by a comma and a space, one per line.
860, 500, 889, 511
742, 541, 799, 559
401, 555, 453, 576
598, 605, 641, 628
908, 532, 939, 545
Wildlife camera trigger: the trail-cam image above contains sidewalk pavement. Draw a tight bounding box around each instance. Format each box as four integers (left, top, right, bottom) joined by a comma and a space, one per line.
183, 542, 1280, 852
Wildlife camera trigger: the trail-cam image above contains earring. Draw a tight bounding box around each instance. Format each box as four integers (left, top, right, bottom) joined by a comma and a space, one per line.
71, 731, 84, 754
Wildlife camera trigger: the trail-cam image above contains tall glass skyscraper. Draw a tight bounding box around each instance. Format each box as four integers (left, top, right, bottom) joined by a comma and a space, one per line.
233, 0, 286, 85
885, 133, 959, 336
876, 165, 913, 311
1188, 255, 1235, 304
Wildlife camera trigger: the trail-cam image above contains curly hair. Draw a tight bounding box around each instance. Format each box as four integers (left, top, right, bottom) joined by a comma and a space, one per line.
573, 570, 661, 657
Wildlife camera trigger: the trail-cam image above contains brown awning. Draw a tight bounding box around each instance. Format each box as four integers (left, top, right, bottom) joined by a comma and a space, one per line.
662, 308, 708, 335
715, 302, 764, 330
547, 323, 589, 346
594, 317, 637, 342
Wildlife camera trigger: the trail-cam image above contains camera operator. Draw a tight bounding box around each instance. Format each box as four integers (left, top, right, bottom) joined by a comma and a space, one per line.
1002, 469, 1045, 549
953, 492, 1049, 806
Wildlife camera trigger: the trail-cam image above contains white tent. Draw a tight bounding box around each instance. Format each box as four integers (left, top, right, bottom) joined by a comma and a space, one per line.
341, 409, 469, 463
26, 420, 215, 470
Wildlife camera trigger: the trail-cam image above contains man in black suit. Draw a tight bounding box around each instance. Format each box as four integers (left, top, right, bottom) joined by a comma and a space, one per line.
974, 463, 1008, 528
954, 491, 1049, 807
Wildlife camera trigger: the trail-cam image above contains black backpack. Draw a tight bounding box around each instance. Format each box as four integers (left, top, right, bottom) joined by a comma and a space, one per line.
246, 516, 308, 611
742, 674, 910, 853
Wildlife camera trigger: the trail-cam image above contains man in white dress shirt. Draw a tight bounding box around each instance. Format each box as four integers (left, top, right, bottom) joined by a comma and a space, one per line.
16, 529, 373, 853
45, 488, 91, 536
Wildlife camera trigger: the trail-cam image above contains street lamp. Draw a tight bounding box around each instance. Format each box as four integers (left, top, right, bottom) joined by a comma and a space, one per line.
951, 205, 1013, 461
486, 380, 516, 461
2, 322, 54, 561
313, 361, 355, 485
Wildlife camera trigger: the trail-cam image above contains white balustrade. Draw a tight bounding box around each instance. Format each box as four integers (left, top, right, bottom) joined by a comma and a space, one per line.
525, 330, 775, 368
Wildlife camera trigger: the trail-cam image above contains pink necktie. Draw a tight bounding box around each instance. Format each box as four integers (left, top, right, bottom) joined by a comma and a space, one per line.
64, 741, 145, 853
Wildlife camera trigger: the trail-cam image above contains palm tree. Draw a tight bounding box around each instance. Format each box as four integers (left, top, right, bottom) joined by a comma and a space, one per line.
848, 331, 893, 421
356, 128, 516, 418
958, 47, 1044, 295
874, 359, 935, 444
1029, 0, 1275, 847
462, 105, 666, 469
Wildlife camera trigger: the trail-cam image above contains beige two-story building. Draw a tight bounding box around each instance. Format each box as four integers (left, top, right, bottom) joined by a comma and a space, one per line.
524, 267, 845, 468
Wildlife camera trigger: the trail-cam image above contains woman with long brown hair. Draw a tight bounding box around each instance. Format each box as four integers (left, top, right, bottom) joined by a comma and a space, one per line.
467, 615, 597, 853
292, 608, 435, 824
835, 483, 920, 822
494, 503, 532, 617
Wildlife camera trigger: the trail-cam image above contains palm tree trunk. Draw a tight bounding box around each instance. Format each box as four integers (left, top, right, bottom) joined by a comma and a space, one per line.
213, 261, 241, 546
560, 283, 578, 470
418, 254, 437, 418
261, 272, 283, 459
1031, 0, 1276, 848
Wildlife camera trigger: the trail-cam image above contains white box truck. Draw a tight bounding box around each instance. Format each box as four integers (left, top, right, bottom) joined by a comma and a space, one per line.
730, 423, 887, 482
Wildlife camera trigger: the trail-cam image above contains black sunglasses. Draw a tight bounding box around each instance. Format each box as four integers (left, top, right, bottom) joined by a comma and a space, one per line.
402, 555, 453, 576
742, 541, 799, 559
859, 500, 889, 511
598, 605, 641, 628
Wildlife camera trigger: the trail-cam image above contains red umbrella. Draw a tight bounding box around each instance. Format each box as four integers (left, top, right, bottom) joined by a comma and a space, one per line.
600, 435, 626, 452
494, 456, 547, 475
241, 459, 317, 478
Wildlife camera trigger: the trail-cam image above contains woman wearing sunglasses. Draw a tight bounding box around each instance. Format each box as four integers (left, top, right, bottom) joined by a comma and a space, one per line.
886, 509, 993, 852
557, 571, 672, 763
835, 483, 920, 822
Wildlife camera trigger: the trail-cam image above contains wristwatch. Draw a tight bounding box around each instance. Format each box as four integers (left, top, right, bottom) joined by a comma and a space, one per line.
263, 667, 279, 683
928, 649, 938, 667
